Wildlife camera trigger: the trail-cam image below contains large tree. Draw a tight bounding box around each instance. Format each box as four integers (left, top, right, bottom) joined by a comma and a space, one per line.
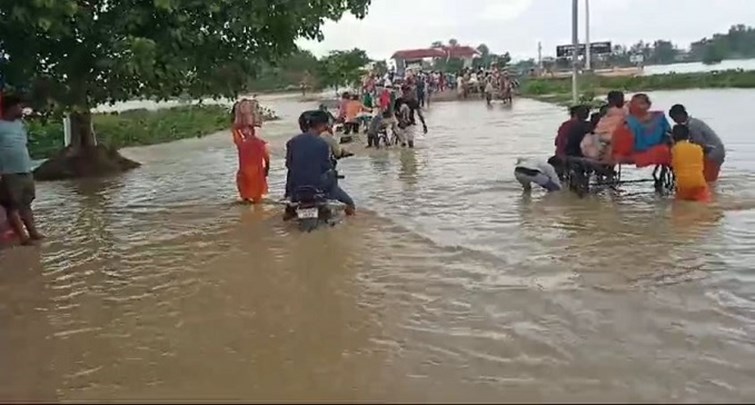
0, 0, 370, 180
316, 48, 370, 92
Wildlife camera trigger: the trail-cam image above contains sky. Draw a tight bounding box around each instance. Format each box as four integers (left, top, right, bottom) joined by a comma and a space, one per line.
297, 0, 755, 61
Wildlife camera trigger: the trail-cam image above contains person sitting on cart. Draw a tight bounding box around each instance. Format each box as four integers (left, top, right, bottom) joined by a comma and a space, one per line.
549, 104, 590, 179
671, 125, 711, 203
564, 105, 591, 158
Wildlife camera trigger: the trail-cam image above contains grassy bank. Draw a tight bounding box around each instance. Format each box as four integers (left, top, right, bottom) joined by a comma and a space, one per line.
27, 105, 279, 160
521, 69, 755, 107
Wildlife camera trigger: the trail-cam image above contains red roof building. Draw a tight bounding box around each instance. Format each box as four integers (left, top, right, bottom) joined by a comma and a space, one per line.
440, 46, 480, 59
391, 48, 446, 60
391, 45, 481, 74
391, 46, 480, 61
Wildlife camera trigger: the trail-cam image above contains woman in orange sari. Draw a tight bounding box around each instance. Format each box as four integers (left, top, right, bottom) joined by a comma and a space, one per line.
233, 99, 269, 204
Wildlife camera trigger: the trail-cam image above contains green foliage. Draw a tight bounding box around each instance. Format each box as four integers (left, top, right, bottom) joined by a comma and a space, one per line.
523, 80, 550, 95
317, 48, 371, 90
25, 105, 279, 159
702, 43, 726, 65
373, 60, 389, 76
473, 43, 512, 70
604, 25, 755, 68
0, 0, 371, 113
246, 49, 321, 92
244, 47, 377, 93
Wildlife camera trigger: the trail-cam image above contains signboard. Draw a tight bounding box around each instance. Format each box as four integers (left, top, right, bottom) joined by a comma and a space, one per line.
556, 41, 612, 58
630, 54, 645, 64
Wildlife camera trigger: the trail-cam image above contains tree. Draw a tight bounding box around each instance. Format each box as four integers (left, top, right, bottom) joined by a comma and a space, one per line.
703, 42, 726, 65
0, 0, 370, 180
372, 60, 389, 76
317, 48, 371, 92
431, 41, 444, 48
247, 48, 321, 92
512, 59, 536, 73
651, 40, 679, 64
448, 38, 459, 47
474, 44, 491, 69
477, 44, 490, 57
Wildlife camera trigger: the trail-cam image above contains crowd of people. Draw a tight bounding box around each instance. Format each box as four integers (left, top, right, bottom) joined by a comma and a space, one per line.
356, 66, 520, 106
515, 90, 725, 203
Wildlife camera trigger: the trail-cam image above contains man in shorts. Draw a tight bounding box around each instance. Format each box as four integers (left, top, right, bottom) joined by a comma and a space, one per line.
0, 94, 43, 245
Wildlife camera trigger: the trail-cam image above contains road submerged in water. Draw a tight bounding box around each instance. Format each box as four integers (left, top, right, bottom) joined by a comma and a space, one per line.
1, 89, 755, 402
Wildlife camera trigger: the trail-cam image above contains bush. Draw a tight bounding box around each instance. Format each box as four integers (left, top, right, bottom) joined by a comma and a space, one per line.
27, 104, 279, 160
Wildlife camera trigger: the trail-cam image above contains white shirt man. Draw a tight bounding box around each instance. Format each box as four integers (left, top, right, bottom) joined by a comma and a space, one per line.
514, 158, 561, 192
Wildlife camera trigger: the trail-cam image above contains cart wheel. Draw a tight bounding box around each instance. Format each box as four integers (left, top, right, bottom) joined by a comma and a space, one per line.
567, 166, 589, 197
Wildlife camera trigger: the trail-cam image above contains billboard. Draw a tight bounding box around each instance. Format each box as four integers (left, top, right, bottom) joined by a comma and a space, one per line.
556, 41, 612, 58
630, 54, 645, 64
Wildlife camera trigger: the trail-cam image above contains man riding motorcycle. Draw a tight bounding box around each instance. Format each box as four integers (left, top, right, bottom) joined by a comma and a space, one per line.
286, 110, 355, 217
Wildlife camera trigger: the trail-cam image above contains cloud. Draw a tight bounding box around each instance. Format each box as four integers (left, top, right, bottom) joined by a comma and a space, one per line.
297, 0, 755, 61
481, 0, 533, 21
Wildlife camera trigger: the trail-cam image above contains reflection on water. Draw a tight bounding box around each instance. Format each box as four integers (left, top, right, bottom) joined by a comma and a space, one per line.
2, 90, 755, 402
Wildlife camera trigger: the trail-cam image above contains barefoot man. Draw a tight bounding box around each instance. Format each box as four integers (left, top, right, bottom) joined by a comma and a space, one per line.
0, 94, 44, 245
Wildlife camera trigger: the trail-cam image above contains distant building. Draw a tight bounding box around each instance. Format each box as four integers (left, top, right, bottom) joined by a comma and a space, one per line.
391, 45, 480, 75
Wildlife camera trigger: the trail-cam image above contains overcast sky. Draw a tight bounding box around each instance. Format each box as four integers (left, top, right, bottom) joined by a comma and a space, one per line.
297, 0, 755, 61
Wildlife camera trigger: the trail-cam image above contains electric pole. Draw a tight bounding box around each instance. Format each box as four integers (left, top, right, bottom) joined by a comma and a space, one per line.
571, 0, 579, 104
585, 0, 591, 71
537, 41, 543, 71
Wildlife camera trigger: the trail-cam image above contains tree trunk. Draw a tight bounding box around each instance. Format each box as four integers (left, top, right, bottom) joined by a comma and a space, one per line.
32, 109, 141, 181
69, 111, 96, 150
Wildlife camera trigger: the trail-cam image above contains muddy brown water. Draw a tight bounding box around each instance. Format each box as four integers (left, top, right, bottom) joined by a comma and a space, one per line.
2, 90, 755, 402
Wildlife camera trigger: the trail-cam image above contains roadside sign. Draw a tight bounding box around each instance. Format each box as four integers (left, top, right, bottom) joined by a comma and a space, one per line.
556, 41, 612, 58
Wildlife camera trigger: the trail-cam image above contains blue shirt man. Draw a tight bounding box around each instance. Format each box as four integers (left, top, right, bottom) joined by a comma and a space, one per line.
286, 110, 356, 214
0, 119, 33, 175
0, 94, 44, 244
285, 131, 333, 196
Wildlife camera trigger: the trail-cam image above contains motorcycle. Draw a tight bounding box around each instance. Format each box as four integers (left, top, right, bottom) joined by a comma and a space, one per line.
284, 154, 352, 232
376, 127, 397, 148
285, 185, 338, 232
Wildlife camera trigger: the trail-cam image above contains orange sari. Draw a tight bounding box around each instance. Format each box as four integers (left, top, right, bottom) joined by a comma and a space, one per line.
233, 127, 269, 203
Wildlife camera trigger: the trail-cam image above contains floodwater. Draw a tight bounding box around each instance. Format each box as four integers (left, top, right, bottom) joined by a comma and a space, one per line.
2, 89, 755, 402
643, 58, 755, 76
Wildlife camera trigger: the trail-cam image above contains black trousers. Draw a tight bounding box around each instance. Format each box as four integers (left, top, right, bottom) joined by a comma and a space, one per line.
343, 122, 360, 135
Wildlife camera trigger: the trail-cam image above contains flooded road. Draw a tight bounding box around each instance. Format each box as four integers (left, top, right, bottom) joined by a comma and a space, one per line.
2, 89, 755, 402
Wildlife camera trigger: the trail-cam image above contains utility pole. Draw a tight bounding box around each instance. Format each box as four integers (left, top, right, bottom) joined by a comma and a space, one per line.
537, 41, 543, 70
584, 0, 591, 71
571, 0, 579, 104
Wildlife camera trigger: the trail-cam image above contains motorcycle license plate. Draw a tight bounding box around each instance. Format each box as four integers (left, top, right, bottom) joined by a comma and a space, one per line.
297, 208, 319, 219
